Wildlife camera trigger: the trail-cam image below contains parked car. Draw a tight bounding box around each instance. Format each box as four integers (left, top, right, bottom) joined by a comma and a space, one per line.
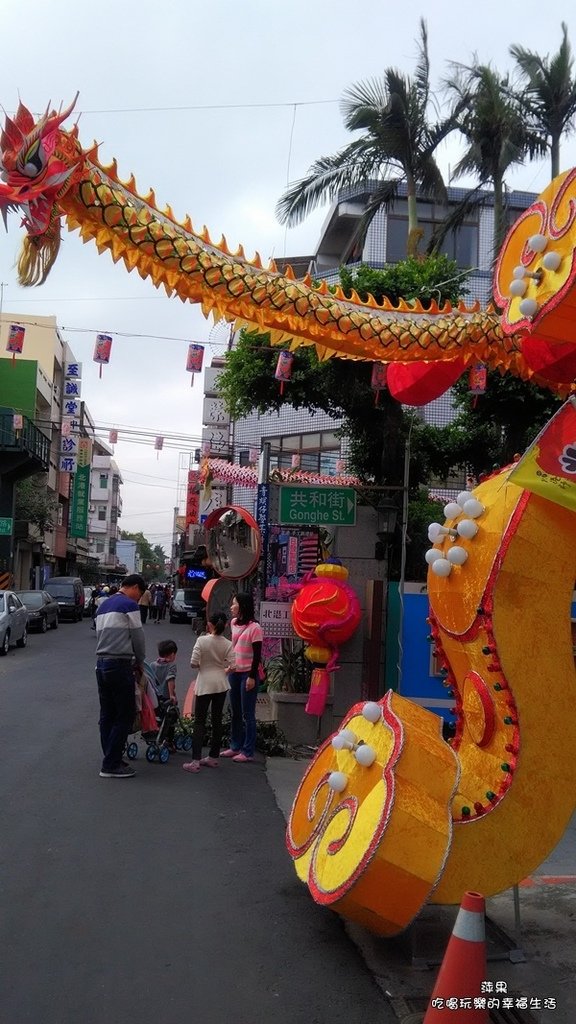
0, 590, 28, 654
15, 590, 59, 633
43, 577, 84, 622
169, 588, 204, 624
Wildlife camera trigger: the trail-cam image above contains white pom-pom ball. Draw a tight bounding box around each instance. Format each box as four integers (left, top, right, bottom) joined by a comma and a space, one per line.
328, 771, 348, 793
331, 734, 347, 750
462, 498, 484, 518
457, 519, 479, 540
457, 490, 471, 507
443, 501, 462, 519
355, 744, 377, 767
528, 233, 547, 253
447, 545, 468, 565
519, 297, 538, 318
362, 701, 382, 723
428, 522, 443, 542
339, 728, 356, 746
425, 548, 443, 565
509, 279, 527, 297
431, 558, 452, 577
542, 251, 561, 271
512, 265, 526, 279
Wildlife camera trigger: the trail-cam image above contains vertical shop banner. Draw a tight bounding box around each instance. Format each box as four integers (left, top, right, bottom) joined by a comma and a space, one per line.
186, 469, 200, 526
69, 438, 92, 538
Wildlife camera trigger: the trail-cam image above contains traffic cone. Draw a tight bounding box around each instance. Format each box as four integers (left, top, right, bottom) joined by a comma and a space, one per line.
423, 891, 488, 1023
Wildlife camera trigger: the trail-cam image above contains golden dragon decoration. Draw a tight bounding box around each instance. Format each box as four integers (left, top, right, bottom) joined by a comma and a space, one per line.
2, 96, 576, 395
3, 98, 576, 935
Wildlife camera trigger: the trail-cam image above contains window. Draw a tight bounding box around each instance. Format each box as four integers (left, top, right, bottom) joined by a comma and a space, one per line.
265, 430, 341, 475
97, 507, 106, 521
99, 473, 108, 489
386, 211, 479, 268
96, 541, 105, 553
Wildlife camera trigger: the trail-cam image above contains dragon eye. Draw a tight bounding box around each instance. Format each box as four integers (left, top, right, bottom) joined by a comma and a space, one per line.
18, 139, 47, 178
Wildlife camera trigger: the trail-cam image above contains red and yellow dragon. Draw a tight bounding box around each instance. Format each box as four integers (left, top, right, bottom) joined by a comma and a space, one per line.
3, 97, 576, 931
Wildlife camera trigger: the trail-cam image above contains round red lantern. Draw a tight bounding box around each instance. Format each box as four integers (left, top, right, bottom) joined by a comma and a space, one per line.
291, 561, 362, 716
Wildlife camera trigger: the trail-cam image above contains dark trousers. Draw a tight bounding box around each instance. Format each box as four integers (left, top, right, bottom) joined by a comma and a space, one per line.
96, 659, 136, 771
192, 691, 227, 760
140, 607, 148, 624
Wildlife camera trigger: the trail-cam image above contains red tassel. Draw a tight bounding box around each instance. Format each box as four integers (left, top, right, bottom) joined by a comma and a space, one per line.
305, 667, 330, 716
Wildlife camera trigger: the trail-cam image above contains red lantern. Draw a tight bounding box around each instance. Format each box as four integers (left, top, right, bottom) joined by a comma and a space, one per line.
521, 337, 576, 385
6, 323, 25, 364
274, 350, 294, 395
109, 429, 118, 444
370, 363, 388, 405
469, 363, 487, 395
386, 358, 466, 406
291, 561, 361, 716
186, 343, 204, 386
93, 333, 112, 379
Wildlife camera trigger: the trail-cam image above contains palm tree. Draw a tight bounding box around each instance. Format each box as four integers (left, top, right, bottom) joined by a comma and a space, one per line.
510, 23, 576, 180
276, 19, 462, 256
440, 63, 544, 258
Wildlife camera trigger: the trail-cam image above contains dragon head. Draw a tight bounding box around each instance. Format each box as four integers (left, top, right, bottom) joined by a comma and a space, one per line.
0, 94, 80, 284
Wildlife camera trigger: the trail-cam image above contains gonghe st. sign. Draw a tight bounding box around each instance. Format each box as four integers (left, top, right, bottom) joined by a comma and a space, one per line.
279, 485, 356, 526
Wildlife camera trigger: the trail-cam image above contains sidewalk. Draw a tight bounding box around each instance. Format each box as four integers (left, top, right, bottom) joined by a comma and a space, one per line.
267, 756, 576, 1024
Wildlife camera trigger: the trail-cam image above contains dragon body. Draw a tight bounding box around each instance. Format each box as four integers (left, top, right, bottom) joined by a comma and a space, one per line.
3, 99, 576, 932
3, 98, 576, 393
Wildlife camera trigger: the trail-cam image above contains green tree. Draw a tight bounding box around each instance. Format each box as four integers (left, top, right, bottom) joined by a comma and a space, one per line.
428, 371, 562, 479
276, 20, 463, 255
511, 23, 576, 180
440, 63, 545, 256
14, 474, 55, 534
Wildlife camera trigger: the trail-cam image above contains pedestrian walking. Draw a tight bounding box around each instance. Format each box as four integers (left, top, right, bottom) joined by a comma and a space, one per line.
183, 613, 234, 774
220, 593, 263, 763
152, 585, 165, 623
138, 586, 152, 624
95, 573, 146, 779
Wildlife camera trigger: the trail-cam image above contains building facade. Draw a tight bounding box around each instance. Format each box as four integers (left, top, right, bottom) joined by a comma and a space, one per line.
88, 440, 123, 575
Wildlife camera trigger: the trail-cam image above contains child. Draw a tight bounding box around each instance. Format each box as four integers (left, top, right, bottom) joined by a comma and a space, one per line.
151, 639, 178, 749
183, 612, 234, 773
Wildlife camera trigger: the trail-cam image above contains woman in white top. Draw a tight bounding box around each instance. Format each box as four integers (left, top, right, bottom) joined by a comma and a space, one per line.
183, 612, 235, 774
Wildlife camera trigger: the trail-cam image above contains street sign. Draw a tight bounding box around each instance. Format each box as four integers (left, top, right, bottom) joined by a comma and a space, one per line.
279, 485, 356, 526
0, 517, 13, 535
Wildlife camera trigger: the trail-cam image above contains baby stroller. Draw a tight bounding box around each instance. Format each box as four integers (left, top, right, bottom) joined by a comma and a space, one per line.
125, 661, 192, 765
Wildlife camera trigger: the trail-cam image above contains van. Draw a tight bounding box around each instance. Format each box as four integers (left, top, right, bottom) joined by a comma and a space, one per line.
44, 577, 85, 622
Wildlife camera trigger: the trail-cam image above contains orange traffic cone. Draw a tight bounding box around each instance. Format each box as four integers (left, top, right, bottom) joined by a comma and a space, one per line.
423, 891, 488, 1023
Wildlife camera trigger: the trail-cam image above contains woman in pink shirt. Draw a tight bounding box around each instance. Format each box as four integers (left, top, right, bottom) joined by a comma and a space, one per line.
220, 593, 263, 763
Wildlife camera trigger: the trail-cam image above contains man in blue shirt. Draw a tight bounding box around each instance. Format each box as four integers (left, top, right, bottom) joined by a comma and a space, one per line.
95, 574, 146, 778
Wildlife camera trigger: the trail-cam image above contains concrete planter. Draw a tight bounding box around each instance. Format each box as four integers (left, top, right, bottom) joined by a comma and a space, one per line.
270, 692, 333, 747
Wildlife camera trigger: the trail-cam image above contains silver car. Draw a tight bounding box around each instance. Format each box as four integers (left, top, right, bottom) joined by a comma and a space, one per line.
0, 590, 28, 655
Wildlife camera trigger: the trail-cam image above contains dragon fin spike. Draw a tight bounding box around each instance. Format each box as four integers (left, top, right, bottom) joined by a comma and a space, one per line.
302, 273, 313, 287
200, 225, 211, 243
163, 203, 174, 220
218, 235, 230, 255
235, 244, 246, 260
252, 251, 262, 269
283, 263, 295, 279
182, 215, 193, 232
317, 279, 329, 294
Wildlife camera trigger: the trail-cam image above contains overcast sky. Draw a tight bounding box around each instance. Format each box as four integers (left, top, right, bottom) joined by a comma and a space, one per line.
2, 0, 576, 554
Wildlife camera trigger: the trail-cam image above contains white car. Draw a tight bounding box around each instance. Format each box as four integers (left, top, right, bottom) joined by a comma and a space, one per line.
0, 590, 28, 655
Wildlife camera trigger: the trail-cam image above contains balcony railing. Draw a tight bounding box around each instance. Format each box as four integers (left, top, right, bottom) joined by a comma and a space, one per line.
0, 410, 50, 469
